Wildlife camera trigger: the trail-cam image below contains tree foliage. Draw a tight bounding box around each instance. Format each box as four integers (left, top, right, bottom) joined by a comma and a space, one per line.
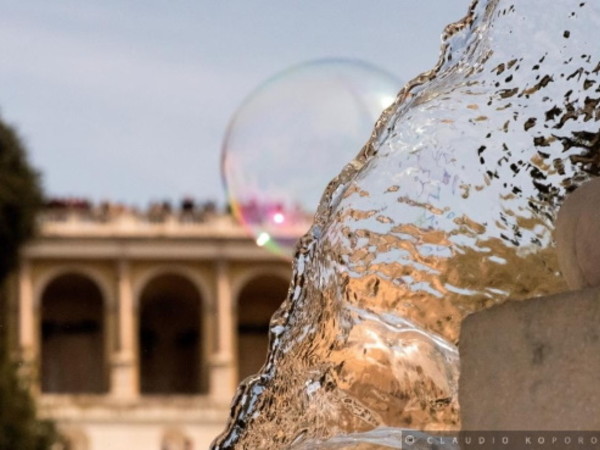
0, 117, 58, 450
0, 119, 43, 279
0, 359, 58, 450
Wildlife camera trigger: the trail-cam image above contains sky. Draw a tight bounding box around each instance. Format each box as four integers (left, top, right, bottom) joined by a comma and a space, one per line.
0, 1, 471, 208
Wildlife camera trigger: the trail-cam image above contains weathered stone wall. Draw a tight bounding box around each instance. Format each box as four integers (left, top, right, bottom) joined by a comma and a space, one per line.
460, 288, 600, 430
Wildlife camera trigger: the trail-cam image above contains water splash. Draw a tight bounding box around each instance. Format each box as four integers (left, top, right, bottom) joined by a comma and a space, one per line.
290, 428, 458, 450
213, 0, 600, 447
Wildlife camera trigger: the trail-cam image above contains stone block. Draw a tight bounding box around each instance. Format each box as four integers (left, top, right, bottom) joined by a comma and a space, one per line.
459, 288, 600, 430
555, 177, 600, 290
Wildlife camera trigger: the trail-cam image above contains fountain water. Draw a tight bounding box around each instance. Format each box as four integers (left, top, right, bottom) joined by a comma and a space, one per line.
213, 0, 600, 448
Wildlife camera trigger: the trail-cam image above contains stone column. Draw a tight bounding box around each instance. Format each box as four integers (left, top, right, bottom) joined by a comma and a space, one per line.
210, 260, 236, 401
17, 260, 36, 383
110, 260, 138, 399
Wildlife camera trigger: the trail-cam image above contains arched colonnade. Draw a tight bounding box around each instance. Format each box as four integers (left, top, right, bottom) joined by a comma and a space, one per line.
16, 261, 290, 400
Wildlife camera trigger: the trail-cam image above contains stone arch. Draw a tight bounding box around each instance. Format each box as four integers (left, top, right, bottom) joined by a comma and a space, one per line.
40, 272, 108, 393
133, 264, 212, 313
235, 270, 289, 381
230, 266, 290, 302
35, 265, 114, 311
138, 271, 207, 394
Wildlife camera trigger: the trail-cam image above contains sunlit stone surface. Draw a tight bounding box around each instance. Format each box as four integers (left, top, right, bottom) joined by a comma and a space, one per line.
212, 0, 600, 448
460, 288, 600, 431
555, 177, 600, 289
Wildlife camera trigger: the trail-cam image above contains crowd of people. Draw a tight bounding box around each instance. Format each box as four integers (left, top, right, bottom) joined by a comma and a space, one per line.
41, 196, 317, 229
42, 197, 221, 224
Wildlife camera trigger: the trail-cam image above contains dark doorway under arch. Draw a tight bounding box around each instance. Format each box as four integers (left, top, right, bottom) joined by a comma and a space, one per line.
41, 273, 107, 393
237, 274, 288, 381
139, 273, 204, 394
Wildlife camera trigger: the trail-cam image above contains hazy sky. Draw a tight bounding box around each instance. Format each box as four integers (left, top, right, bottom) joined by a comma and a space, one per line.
0, 1, 470, 207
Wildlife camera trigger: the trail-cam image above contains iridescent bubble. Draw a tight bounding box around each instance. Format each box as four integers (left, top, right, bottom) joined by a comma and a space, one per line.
221, 58, 401, 258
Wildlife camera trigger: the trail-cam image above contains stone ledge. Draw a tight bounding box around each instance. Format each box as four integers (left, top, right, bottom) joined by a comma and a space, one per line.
459, 287, 600, 430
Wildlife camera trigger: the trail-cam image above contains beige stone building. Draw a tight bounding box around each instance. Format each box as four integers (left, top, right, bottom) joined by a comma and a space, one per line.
3, 206, 295, 449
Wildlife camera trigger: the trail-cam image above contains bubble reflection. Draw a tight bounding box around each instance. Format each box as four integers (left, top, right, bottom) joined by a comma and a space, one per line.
222, 58, 401, 258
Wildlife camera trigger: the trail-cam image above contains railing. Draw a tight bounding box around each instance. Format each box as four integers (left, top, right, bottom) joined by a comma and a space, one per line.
37, 199, 312, 239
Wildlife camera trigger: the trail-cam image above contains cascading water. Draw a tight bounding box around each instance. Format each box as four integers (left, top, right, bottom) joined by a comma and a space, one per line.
212, 1, 600, 448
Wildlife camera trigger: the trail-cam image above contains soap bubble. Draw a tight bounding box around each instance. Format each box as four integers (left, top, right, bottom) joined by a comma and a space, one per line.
221, 58, 401, 258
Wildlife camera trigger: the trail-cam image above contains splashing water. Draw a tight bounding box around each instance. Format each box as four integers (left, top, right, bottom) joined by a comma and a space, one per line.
213, 0, 600, 448
222, 59, 400, 258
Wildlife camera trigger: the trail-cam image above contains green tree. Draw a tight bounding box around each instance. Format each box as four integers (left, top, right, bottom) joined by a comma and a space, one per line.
0, 117, 58, 450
